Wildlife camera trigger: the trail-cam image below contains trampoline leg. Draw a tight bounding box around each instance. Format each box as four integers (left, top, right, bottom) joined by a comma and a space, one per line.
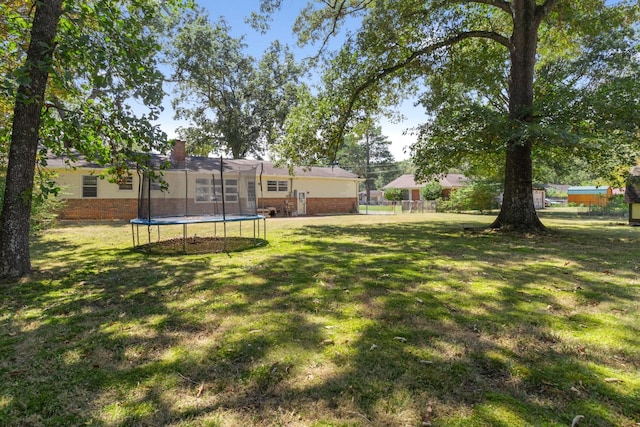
183, 223, 187, 253
131, 224, 135, 248
224, 222, 227, 252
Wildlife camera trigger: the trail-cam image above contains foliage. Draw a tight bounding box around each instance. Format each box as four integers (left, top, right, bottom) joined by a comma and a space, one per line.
336, 123, 399, 193
0, 170, 64, 233
0, 215, 638, 425
544, 186, 567, 198
1, 0, 193, 278
259, 0, 640, 231
419, 181, 442, 201
383, 187, 402, 201
439, 182, 500, 213
3, 0, 191, 170
582, 195, 628, 217
411, 6, 640, 184
169, 11, 305, 159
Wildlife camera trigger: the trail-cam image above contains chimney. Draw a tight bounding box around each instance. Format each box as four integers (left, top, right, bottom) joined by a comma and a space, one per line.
171, 139, 186, 167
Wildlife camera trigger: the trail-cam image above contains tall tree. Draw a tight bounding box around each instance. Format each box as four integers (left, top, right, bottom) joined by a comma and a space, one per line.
1, 0, 64, 278
262, 0, 640, 232
170, 13, 305, 159
1, 0, 190, 279
336, 123, 397, 202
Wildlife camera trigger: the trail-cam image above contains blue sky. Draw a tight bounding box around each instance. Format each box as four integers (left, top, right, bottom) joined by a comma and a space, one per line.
156, 1, 421, 160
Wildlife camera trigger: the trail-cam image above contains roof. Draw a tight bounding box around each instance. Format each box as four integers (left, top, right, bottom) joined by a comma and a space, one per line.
567, 186, 610, 195
382, 173, 468, 190
45, 153, 360, 180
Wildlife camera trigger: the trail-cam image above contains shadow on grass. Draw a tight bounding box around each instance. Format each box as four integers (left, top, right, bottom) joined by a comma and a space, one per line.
1, 218, 638, 425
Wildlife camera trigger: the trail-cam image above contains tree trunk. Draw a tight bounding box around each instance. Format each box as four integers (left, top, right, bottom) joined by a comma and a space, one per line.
365, 131, 371, 204
0, 0, 64, 279
490, 0, 545, 232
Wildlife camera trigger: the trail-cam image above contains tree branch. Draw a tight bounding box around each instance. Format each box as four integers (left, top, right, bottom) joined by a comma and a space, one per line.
454, 0, 512, 14
333, 30, 511, 146
535, 0, 560, 27
306, 0, 374, 61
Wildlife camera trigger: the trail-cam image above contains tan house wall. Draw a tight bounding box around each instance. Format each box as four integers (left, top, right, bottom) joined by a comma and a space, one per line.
260, 176, 358, 199
630, 204, 640, 224
55, 169, 138, 199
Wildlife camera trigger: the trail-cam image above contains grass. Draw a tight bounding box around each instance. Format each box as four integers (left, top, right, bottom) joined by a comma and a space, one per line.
1, 211, 639, 426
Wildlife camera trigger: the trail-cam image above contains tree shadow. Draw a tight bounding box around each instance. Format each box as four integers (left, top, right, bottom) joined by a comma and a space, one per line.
1, 219, 638, 425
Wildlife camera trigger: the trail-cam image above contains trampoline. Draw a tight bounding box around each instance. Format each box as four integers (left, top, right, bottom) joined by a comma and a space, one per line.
130, 155, 267, 252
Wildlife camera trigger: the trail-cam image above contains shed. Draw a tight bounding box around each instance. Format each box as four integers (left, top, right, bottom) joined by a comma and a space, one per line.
567, 186, 612, 206
624, 166, 640, 225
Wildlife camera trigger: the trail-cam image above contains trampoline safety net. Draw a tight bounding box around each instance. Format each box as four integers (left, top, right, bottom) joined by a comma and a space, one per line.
137, 157, 260, 221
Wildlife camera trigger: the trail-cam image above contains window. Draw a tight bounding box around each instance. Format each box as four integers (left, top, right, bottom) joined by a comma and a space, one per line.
267, 180, 288, 192
82, 176, 98, 198
195, 178, 214, 202
118, 176, 133, 191
247, 180, 256, 200
195, 177, 237, 202
224, 179, 238, 202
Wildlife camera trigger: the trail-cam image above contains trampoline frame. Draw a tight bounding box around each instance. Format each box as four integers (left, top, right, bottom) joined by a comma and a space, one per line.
130, 214, 266, 252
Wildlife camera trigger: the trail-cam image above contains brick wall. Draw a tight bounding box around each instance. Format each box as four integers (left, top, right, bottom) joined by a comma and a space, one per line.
59, 196, 358, 220
257, 197, 357, 216
306, 197, 358, 215
59, 199, 138, 221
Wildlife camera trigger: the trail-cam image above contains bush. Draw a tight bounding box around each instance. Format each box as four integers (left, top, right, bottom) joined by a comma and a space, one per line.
384, 188, 403, 202
0, 171, 65, 233
420, 181, 443, 200
438, 181, 500, 213
583, 195, 628, 217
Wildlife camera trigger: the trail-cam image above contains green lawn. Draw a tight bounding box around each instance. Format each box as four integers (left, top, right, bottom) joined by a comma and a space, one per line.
1, 212, 639, 426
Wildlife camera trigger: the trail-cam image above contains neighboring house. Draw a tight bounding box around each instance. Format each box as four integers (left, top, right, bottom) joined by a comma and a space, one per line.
567, 186, 613, 206
48, 141, 362, 220
624, 166, 640, 225
358, 190, 385, 205
382, 173, 468, 200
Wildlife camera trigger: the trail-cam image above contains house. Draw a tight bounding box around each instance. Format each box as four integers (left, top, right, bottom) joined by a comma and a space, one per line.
624, 166, 640, 225
567, 186, 613, 206
47, 141, 362, 220
382, 173, 468, 200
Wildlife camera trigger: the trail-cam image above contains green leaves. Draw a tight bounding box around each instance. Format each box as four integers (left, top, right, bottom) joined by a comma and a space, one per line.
169, 12, 306, 159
